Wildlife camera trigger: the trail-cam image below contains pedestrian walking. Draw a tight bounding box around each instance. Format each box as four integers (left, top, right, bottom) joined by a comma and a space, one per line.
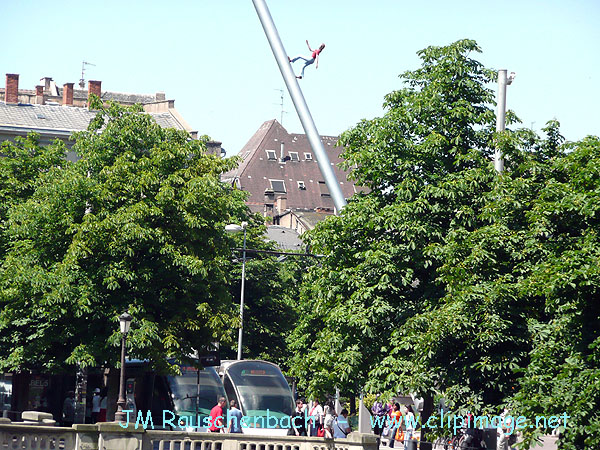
288, 399, 307, 436
371, 396, 387, 438
98, 388, 107, 422
333, 408, 352, 438
227, 399, 243, 433
403, 405, 415, 450
209, 397, 227, 432
62, 391, 75, 427
388, 403, 402, 448
91, 388, 101, 423
308, 399, 324, 436
323, 404, 335, 438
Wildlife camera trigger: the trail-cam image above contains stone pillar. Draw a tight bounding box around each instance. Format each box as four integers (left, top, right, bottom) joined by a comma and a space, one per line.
97, 422, 145, 450
73, 424, 99, 450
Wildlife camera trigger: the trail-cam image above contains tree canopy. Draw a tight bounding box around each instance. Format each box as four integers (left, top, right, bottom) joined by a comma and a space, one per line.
0, 100, 249, 372
289, 38, 499, 400
288, 39, 600, 448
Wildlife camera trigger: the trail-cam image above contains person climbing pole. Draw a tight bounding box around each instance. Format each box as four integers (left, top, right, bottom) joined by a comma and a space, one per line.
289, 40, 325, 79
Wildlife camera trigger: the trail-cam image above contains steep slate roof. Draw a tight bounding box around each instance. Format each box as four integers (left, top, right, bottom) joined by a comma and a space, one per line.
265, 225, 303, 250
224, 120, 361, 214
288, 210, 332, 230
0, 102, 188, 137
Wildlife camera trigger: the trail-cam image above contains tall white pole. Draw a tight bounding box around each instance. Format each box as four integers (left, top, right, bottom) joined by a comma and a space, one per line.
251, 0, 347, 213
237, 225, 247, 360
495, 69, 508, 173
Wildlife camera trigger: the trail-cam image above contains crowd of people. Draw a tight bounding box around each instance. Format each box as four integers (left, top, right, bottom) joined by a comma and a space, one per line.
61, 387, 108, 426
206, 396, 352, 438
371, 399, 415, 450
372, 398, 519, 450
288, 398, 351, 438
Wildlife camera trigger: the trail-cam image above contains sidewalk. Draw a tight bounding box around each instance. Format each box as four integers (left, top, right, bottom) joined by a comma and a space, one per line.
535, 435, 558, 450
378, 435, 559, 449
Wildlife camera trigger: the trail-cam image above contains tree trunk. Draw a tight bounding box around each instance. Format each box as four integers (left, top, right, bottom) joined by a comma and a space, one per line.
419, 394, 434, 450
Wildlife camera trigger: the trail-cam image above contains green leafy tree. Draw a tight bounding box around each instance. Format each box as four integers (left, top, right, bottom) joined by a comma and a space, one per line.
289, 37, 600, 448
428, 125, 600, 448
0, 134, 66, 255
221, 249, 304, 368
0, 100, 249, 373
288, 40, 500, 426
470, 131, 600, 449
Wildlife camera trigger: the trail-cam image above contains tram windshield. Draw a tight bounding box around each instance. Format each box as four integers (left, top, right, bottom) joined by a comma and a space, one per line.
225, 361, 293, 422
166, 366, 225, 417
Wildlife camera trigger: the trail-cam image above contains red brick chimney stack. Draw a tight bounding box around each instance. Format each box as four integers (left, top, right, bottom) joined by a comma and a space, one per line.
5, 74, 19, 104
63, 83, 74, 106
35, 85, 45, 105
88, 80, 101, 102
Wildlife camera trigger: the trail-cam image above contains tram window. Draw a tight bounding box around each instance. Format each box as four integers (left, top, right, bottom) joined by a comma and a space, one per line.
226, 362, 294, 421
166, 368, 224, 417
152, 376, 173, 418
224, 375, 238, 405
0, 374, 12, 413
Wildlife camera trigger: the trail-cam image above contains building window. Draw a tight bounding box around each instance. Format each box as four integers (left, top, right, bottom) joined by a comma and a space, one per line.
318, 181, 330, 197
289, 152, 299, 162
297, 181, 306, 190
304, 153, 313, 161
270, 179, 286, 193
266, 150, 277, 160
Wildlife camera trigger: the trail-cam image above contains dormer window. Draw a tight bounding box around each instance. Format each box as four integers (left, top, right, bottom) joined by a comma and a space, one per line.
318, 181, 330, 197
304, 153, 313, 161
297, 181, 306, 190
289, 152, 299, 162
270, 179, 286, 193
266, 150, 277, 160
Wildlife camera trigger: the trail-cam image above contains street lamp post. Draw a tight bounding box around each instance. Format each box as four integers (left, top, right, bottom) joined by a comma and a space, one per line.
495, 69, 516, 173
114, 312, 132, 423
225, 222, 248, 360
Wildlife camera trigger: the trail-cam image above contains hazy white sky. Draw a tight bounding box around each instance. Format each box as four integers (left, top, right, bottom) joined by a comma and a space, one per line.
2, 0, 599, 155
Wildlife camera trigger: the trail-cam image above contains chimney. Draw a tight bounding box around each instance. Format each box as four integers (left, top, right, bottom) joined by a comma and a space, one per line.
41, 77, 53, 91
35, 85, 45, 105
63, 83, 74, 106
280, 142, 285, 162
88, 80, 101, 102
276, 196, 287, 215
5, 74, 19, 104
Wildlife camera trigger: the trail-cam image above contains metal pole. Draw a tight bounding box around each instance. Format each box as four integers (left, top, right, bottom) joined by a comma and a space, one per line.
115, 333, 127, 423
196, 364, 200, 429
251, 0, 347, 213
495, 69, 508, 173
237, 226, 247, 360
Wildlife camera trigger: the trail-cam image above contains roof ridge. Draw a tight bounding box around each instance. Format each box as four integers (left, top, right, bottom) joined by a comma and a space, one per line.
234, 119, 282, 181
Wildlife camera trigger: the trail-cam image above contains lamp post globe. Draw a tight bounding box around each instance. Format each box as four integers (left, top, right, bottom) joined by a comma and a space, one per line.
115, 312, 132, 424
119, 312, 132, 335
225, 224, 243, 233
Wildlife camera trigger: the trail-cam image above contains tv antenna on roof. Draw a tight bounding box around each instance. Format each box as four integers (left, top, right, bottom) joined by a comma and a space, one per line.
79, 61, 96, 89
274, 88, 288, 125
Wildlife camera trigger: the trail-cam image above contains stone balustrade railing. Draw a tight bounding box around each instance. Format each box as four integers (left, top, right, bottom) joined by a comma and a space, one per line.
0, 423, 76, 450
0, 423, 378, 450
